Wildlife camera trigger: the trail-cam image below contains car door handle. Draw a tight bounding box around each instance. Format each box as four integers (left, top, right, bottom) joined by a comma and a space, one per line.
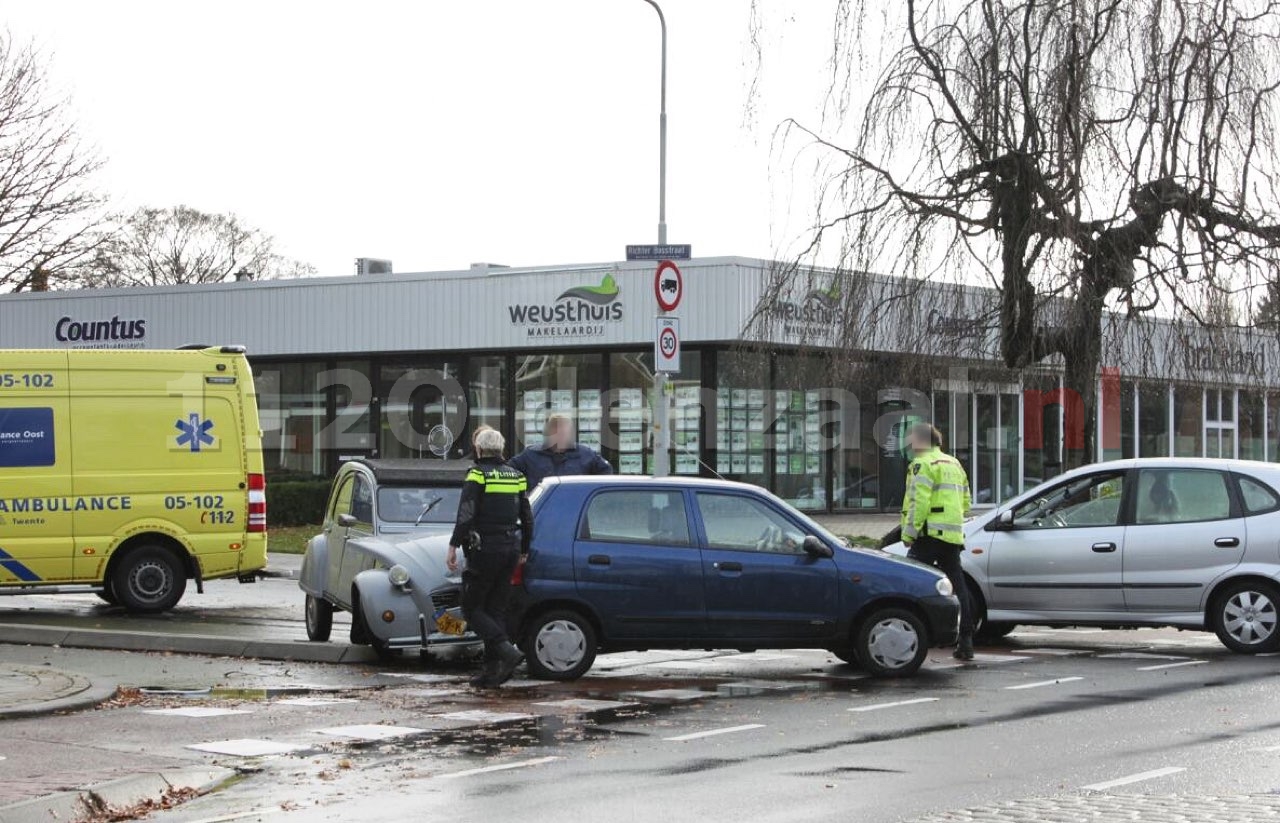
1214, 537, 1241, 548
713, 561, 743, 572
1091, 542, 1117, 553
587, 554, 612, 566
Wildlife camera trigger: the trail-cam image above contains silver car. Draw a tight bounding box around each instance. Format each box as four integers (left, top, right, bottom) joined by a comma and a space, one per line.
885, 458, 1280, 654
298, 459, 481, 660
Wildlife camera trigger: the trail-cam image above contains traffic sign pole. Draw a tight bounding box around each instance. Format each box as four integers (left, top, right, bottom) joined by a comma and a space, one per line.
651, 260, 683, 478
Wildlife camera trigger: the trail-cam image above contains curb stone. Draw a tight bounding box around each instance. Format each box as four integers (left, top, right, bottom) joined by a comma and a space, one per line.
0, 767, 235, 823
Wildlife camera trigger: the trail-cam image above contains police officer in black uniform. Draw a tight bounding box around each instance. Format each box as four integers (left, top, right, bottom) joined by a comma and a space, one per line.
447, 428, 533, 688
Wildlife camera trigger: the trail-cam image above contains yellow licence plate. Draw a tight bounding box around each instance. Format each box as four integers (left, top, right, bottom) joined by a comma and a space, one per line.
435, 612, 466, 636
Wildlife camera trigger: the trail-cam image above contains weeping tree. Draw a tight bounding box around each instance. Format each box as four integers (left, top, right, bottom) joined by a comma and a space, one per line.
756, 0, 1280, 461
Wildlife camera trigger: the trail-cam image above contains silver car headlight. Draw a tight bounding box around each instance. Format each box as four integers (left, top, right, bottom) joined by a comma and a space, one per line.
935, 576, 954, 597
388, 564, 411, 588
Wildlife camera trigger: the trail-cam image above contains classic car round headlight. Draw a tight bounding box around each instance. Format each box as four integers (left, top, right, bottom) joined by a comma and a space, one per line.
935, 577, 954, 597
388, 564, 411, 587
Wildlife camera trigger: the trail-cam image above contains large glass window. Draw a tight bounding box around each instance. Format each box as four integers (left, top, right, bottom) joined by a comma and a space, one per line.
1138, 384, 1171, 457
580, 490, 690, 546
773, 354, 834, 511
330, 359, 374, 463
378, 360, 465, 460
514, 352, 606, 460
715, 350, 770, 490
1022, 373, 1062, 485
468, 355, 507, 455
253, 360, 326, 477
1204, 389, 1237, 459
1173, 386, 1204, 457
1240, 391, 1265, 461
609, 351, 656, 475
1134, 469, 1231, 524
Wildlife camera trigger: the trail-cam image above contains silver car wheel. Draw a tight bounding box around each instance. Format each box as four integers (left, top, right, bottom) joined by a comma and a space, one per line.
1223, 590, 1278, 646
535, 620, 587, 673
866, 617, 920, 669
127, 559, 175, 605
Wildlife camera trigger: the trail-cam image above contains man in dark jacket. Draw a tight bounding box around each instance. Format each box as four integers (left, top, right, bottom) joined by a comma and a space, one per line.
447, 428, 533, 688
510, 413, 612, 489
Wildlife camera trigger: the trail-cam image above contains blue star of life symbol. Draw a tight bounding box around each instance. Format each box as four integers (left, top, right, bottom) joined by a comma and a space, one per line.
175, 412, 215, 452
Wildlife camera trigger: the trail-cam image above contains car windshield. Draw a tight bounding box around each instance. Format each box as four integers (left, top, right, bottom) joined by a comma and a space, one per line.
376, 485, 462, 524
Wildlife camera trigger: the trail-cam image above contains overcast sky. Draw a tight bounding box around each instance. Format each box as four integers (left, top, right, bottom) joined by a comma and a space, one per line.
5, 1, 851, 276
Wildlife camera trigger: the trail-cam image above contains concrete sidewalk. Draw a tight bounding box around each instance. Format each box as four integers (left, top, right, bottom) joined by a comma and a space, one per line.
0, 662, 117, 719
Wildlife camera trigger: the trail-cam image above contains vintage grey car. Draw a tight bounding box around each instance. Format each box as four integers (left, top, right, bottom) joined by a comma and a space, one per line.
299, 459, 480, 659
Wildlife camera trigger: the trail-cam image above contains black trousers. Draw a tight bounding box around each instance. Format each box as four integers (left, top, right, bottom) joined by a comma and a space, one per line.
908, 534, 975, 636
461, 536, 521, 655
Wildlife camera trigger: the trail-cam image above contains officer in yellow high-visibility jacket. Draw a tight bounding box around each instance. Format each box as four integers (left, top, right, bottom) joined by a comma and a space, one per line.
901, 423, 976, 660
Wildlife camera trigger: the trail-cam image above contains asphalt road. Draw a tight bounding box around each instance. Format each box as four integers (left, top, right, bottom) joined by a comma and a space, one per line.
4, 618, 1280, 822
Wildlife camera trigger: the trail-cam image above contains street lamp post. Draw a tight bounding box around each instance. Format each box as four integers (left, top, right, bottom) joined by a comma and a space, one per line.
639, 0, 670, 477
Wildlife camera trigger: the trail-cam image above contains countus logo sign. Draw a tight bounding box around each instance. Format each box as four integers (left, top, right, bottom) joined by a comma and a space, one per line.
507, 274, 624, 338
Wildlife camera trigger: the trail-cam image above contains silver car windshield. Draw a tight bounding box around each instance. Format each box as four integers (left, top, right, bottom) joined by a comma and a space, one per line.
377, 486, 462, 524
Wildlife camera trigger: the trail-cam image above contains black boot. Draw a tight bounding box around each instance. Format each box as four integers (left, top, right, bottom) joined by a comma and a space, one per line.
470, 657, 501, 688
953, 634, 975, 661
492, 641, 525, 686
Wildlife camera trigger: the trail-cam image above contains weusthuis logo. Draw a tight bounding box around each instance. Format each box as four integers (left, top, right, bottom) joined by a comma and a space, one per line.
507, 274, 624, 338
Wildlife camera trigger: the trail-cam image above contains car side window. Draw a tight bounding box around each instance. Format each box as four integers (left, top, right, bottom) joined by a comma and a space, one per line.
1238, 475, 1280, 516
350, 476, 374, 529
696, 492, 805, 554
580, 490, 690, 547
1011, 472, 1125, 529
1134, 469, 1232, 525
330, 476, 355, 522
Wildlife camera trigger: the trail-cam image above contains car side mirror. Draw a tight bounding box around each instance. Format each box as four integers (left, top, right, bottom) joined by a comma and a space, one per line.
994, 510, 1014, 530
802, 535, 834, 559
337, 513, 358, 528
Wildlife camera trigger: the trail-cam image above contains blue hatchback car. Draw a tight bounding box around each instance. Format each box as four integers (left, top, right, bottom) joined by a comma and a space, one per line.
514, 476, 959, 680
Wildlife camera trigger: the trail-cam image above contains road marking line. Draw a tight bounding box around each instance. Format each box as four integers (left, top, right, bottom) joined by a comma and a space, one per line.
1004, 677, 1084, 690
849, 697, 939, 713
437, 756, 561, 779
317, 724, 428, 740
1136, 660, 1208, 671
1257, 745, 1280, 752
1100, 652, 1189, 661
1082, 766, 1185, 791
144, 707, 252, 718
665, 724, 766, 742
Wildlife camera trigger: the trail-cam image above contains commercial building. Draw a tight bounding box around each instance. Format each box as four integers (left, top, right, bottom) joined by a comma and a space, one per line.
1, 256, 1276, 513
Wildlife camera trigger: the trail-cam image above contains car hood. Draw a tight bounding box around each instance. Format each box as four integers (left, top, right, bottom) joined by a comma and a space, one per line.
347, 532, 461, 589
835, 543, 947, 584
882, 514, 995, 559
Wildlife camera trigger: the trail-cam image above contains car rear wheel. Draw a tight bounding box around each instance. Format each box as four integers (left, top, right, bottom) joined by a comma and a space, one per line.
854, 607, 928, 677
111, 545, 187, 613
1212, 580, 1280, 654
523, 609, 597, 681
305, 594, 334, 642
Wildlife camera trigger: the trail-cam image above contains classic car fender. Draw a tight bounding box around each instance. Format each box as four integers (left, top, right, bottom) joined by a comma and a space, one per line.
351, 569, 427, 647
298, 533, 329, 598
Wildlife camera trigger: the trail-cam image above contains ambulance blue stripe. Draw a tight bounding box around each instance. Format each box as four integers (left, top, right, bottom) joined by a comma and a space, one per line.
0, 548, 40, 582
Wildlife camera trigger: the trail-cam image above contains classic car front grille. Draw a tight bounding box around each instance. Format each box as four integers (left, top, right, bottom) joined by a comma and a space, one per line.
431, 588, 461, 610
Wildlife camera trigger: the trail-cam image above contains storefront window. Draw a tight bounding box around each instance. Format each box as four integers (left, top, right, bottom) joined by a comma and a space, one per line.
253, 360, 326, 477
773, 354, 833, 512
1138, 384, 1170, 457
1173, 386, 1203, 457
1022, 373, 1062, 485
513, 352, 605, 457
1240, 391, 1265, 461
377, 360, 465, 460
1100, 378, 1136, 461
1205, 389, 1237, 459
715, 350, 770, 489
328, 359, 374, 464
468, 356, 507, 455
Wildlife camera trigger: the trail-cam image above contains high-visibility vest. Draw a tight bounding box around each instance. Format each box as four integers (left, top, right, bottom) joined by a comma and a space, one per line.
901, 447, 971, 545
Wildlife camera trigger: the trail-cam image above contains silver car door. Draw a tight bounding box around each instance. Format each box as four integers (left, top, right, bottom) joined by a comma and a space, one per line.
986, 471, 1128, 613
1122, 468, 1245, 613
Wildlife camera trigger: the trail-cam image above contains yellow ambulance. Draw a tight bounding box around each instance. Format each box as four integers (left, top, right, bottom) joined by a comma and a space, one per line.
0, 346, 267, 612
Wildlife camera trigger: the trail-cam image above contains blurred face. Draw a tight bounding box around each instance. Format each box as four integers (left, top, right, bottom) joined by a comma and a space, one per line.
548, 420, 573, 449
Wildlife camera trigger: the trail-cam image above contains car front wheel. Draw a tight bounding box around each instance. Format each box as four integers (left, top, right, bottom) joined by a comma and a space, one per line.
853, 607, 929, 677
305, 594, 334, 642
523, 609, 597, 681
1212, 580, 1280, 654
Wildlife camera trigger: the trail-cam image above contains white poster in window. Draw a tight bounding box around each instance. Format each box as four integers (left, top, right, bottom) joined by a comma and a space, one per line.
775, 453, 789, 474
619, 388, 644, 409
806, 432, 821, 452
806, 414, 820, 433
775, 391, 789, 411
676, 431, 699, 450
523, 390, 546, 411
717, 453, 732, 473
806, 454, 820, 475
525, 411, 546, 435
748, 454, 765, 475
578, 389, 602, 410
732, 410, 748, 431
731, 389, 747, 407
748, 389, 765, 408
619, 454, 644, 474
618, 431, 644, 452
577, 410, 601, 432
675, 385, 700, 408
805, 390, 820, 411
748, 411, 765, 432
619, 408, 644, 432
731, 431, 748, 453
550, 389, 575, 411
731, 454, 748, 474
716, 391, 729, 409
675, 454, 699, 474
577, 430, 601, 451
716, 429, 729, 451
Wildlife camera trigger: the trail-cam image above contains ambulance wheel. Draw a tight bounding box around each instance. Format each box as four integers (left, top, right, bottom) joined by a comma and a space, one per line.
112, 545, 187, 613
305, 595, 334, 642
